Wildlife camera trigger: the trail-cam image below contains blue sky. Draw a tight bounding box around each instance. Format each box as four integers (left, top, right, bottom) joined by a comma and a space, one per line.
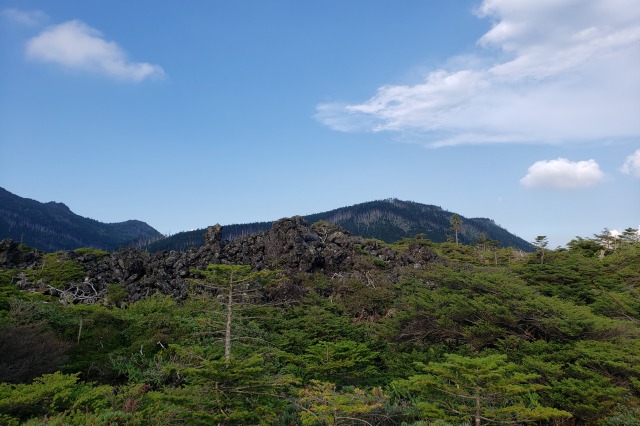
1, 0, 638, 248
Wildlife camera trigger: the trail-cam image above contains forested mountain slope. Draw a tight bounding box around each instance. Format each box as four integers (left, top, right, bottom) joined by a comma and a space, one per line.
1, 188, 529, 253
0, 187, 162, 251
147, 199, 532, 252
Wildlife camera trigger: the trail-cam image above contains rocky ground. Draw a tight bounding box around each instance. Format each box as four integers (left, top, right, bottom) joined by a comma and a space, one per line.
1, 216, 438, 304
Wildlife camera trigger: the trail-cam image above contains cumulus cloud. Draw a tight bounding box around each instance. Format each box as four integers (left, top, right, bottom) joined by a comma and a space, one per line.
26, 20, 165, 82
520, 158, 605, 189
1, 8, 48, 26
620, 149, 640, 177
316, 0, 640, 146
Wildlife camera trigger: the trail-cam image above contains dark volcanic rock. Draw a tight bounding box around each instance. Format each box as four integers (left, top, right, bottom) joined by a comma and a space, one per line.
0, 239, 43, 269
1, 217, 438, 304
220, 217, 349, 272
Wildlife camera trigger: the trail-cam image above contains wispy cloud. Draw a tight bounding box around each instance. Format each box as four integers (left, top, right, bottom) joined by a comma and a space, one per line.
26, 20, 165, 82
1, 8, 48, 27
621, 148, 640, 178
520, 158, 605, 189
316, 0, 640, 147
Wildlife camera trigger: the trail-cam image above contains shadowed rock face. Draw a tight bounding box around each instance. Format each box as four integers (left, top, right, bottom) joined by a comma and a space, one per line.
2, 217, 437, 303
0, 239, 43, 269
220, 217, 357, 272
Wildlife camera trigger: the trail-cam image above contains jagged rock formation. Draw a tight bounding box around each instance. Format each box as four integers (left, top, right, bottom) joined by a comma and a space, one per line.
0, 239, 44, 269
148, 199, 533, 252
2, 217, 437, 304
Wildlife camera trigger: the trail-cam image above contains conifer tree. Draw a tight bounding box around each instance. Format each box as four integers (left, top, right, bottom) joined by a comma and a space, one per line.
533, 235, 548, 264
190, 264, 276, 364
394, 354, 571, 425
450, 214, 463, 245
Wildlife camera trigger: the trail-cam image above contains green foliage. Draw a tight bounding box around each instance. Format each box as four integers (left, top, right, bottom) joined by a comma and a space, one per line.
297, 380, 389, 425
0, 372, 112, 422
261, 297, 365, 355
566, 236, 603, 257
73, 247, 110, 257
373, 257, 387, 267
300, 340, 384, 386
0, 229, 638, 424
0, 269, 20, 323
393, 353, 571, 424
27, 253, 85, 288
153, 348, 296, 425
106, 283, 128, 307
602, 403, 640, 426
331, 277, 395, 320
0, 268, 18, 288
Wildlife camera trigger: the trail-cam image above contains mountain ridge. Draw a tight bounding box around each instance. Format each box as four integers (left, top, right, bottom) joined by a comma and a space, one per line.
147, 198, 532, 252
0, 187, 163, 252
1, 188, 532, 252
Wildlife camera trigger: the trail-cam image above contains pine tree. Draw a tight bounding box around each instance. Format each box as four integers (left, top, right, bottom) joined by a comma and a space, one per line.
532, 235, 548, 264
190, 264, 276, 364
394, 354, 571, 425
450, 214, 463, 245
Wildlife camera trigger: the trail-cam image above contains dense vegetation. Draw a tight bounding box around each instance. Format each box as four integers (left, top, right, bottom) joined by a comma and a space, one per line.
1, 229, 638, 425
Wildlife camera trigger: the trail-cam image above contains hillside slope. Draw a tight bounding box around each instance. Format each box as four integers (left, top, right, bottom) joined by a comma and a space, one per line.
148, 199, 532, 252
1, 223, 637, 424
0, 187, 162, 252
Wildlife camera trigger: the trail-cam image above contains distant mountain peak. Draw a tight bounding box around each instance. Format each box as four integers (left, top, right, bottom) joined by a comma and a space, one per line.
45, 201, 72, 212
0, 187, 162, 252
147, 199, 532, 252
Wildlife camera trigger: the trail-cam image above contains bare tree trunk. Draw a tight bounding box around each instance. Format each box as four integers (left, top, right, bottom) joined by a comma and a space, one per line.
77, 318, 83, 343
225, 281, 233, 364
475, 389, 481, 426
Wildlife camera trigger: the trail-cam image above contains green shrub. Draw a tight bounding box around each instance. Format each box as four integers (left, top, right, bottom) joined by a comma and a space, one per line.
107, 284, 129, 307
28, 253, 85, 288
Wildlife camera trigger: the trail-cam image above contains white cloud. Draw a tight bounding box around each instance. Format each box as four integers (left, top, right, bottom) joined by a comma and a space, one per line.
314, 103, 372, 133
26, 20, 165, 82
317, 0, 640, 147
620, 148, 640, 177
520, 158, 605, 189
1, 8, 48, 26
609, 229, 622, 238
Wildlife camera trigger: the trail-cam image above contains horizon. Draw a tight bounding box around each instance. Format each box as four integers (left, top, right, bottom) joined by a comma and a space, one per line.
1, 1, 638, 249
2, 185, 635, 248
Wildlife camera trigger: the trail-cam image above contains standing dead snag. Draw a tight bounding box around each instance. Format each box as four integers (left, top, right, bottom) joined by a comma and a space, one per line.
450, 214, 463, 245
190, 264, 276, 364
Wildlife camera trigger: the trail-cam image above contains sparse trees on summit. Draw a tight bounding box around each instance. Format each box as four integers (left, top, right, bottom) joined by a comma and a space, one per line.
622, 227, 640, 242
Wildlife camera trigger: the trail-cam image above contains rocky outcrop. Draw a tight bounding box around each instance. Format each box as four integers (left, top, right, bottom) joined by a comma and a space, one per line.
0, 239, 43, 269
218, 217, 357, 272
148, 199, 534, 253
1, 217, 437, 304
